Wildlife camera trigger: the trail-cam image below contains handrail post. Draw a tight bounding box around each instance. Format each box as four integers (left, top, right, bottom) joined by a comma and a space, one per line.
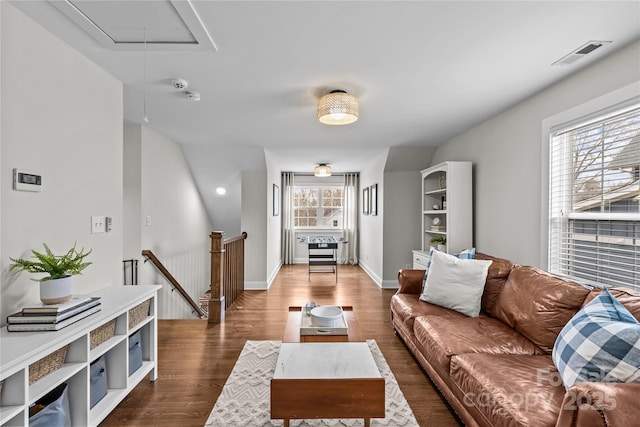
209, 231, 226, 324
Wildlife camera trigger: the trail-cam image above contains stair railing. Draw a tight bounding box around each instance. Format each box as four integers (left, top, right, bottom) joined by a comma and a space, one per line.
141, 249, 207, 319
208, 231, 248, 324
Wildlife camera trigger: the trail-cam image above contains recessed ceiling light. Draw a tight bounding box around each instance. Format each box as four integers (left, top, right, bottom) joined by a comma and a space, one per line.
215, 187, 226, 195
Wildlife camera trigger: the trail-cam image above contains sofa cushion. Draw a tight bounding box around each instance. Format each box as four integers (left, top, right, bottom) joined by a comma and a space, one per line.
450, 354, 565, 427
420, 250, 493, 317
492, 266, 591, 353
391, 293, 466, 333
552, 288, 640, 390
413, 315, 543, 374
475, 252, 514, 314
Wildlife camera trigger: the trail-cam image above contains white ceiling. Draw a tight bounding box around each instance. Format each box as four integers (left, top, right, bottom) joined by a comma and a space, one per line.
12, 0, 640, 174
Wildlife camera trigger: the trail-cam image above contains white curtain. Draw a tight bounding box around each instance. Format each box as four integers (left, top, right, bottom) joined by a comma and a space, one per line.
342, 173, 359, 264
281, 172, 296, 264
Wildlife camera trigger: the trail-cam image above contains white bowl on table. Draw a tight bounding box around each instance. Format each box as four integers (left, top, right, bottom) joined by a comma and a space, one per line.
310, 306, 343, 327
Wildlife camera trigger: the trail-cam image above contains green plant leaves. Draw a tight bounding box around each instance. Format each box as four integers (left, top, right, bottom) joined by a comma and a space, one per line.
9, 242, 92, 282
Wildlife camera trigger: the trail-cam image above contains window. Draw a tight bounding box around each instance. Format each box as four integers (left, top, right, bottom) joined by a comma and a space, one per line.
549, 105, 640, 291
293, 186, 343, 228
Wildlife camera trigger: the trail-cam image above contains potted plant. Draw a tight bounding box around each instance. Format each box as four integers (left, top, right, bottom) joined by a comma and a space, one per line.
10, 243, 92, 304
429, 235, 447, 252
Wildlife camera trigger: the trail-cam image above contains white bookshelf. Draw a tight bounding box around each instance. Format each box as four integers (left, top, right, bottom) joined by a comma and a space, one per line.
0, 285, 160, 427
413, 161, 473, 268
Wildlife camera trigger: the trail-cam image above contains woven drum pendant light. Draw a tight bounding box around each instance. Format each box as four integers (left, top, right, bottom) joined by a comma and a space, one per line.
314, 164, 332, 177
317, 90, 359, 125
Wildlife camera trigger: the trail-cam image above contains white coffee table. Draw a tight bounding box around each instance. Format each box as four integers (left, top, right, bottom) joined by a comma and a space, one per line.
270, 342, 385, 427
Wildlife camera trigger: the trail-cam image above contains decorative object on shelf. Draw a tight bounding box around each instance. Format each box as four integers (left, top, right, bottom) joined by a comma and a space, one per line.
431, 217, 445, 232
363, 187, 370, 215
370, 183, 378, 216
439, 174, 447, 189
313, 163, 332, 177
10, 242, 92, 304
432, 203, 440, 210
273, 183, 280, 216
317, 90, 359, 125
429, 235, 447, 252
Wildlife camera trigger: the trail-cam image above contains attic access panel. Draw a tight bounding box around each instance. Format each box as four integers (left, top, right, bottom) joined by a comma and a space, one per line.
51, 0, 216, 51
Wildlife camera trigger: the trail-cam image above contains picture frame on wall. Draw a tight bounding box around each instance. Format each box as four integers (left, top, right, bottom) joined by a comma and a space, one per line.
363, 187, 370, 215
273, 183, 280, 216
370, 184, 378, 216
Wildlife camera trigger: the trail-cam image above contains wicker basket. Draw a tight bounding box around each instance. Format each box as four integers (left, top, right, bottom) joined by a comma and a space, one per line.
128, 299, 151, 329
90, 319, 116, 350
29, 345, 68, 384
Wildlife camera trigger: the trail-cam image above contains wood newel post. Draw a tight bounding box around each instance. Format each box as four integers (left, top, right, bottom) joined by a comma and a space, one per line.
209, 231, 226, 324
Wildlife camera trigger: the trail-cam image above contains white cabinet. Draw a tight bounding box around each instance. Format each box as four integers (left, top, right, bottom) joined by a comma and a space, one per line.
412, 250, 431, 270
419, 161, 472, 255
0, 285, 160, 427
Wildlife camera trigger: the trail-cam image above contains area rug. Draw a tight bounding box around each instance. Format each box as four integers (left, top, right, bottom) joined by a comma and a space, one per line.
204, 340, 419, 426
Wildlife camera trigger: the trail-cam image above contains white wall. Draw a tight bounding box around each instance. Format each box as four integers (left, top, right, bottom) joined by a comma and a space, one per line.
264, 151, 282, 286
1, 2, 123, 323
382, 171, 422, 286
182, 145, 267, 236
241, 171, 268, 289
381, 146, 435, 287
358, 149, 388, 285
123, 124, 214, 319
431, 40, 640, 267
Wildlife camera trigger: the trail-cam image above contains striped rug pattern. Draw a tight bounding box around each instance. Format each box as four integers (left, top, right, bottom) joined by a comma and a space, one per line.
205, 340, 418, 426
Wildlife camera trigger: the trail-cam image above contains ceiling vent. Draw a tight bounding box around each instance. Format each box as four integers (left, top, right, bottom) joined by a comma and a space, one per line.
552, 40, 611, 66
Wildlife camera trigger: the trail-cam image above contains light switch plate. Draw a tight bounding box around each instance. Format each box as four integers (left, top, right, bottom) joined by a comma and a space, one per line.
91, 216, 106, 234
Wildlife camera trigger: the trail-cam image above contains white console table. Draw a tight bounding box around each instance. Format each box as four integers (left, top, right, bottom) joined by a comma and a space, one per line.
0, 284, 161, 427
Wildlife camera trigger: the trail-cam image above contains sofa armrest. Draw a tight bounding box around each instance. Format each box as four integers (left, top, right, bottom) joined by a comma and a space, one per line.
555, 382, 640, 427
396, 269, 425, 295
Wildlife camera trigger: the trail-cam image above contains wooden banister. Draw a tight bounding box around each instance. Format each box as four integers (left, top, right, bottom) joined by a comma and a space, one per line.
208, 231, 247, 324
141, 249, 207, 319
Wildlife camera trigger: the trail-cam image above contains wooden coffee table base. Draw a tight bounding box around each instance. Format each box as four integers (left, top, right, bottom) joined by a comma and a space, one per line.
271, 378, 385, 426
270, 342, 385, 426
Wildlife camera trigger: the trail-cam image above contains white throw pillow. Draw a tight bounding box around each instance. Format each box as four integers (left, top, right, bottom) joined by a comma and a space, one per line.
420, 250, 492, 317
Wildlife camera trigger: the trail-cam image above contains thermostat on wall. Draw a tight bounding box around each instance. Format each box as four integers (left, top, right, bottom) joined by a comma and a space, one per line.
13, 168, 42, 192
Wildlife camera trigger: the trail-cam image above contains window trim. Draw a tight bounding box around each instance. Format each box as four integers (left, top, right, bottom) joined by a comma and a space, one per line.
293, 184, 344, 230
541, 81, 639, 272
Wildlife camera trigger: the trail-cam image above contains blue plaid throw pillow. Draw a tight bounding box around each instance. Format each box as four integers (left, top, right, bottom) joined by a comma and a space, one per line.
552, 288, 640, 390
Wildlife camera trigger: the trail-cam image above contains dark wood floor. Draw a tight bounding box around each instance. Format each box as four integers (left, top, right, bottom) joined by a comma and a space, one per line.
101, 264, 461, 426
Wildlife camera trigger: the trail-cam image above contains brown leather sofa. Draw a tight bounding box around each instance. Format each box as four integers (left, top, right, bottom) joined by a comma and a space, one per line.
391, 253, 640, 427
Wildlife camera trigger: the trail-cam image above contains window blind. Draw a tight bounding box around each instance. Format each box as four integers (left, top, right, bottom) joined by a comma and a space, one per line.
549, 105, 640, 291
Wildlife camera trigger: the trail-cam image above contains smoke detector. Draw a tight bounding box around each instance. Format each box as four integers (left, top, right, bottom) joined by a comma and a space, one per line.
171, 78, 188, 90
184, 91, 201, 101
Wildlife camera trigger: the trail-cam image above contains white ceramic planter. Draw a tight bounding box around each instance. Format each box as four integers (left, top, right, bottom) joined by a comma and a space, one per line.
40, 276, 73, 304
437, 244, 447, 252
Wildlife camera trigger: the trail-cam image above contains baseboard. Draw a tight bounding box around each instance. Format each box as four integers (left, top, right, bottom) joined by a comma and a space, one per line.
266, 262, 282, 289
358, 261, 382, 288
244, 281, 268, 290
381, 280, 399, 289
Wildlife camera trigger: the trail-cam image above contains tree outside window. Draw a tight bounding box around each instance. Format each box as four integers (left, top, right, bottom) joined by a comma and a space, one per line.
294, 186, 343, 228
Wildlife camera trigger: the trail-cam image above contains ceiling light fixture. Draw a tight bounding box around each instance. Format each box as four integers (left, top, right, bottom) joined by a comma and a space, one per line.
317, 90, 359, 125
314, 163, 332, 177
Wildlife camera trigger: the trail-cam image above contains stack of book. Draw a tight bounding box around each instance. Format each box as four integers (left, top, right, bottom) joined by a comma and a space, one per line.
6, 295, 101, 332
